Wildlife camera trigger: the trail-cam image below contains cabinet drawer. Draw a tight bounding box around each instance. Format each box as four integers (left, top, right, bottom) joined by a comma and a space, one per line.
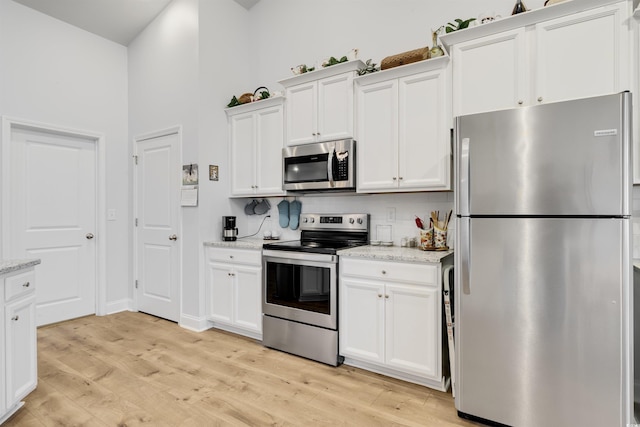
341, 258, 438, 286
206, 247, 261, 266
5, 269, 36, 302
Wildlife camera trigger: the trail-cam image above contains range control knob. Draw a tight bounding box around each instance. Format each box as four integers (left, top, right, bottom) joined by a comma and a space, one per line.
349, 218, 355, 224
309, 217, 315, 223
357, 218, 363, 224
303, 217, 308, 223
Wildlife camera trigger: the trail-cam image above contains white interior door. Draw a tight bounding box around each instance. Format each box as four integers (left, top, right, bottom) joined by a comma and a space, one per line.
8, 126, 97, 326
135, 131, 180, 322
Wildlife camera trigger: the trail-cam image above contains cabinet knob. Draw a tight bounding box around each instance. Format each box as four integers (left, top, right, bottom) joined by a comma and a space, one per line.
11, 315, 19, 321
399, 177, 403, 180
229, 255, 234, 259
381, 270, 387, 275
518, 100, 524, 105
537, 96, 543, 102
86, 233, 94, 240
392, 177, 397, 181
169, 234, 178, 241
378, 294, 383, 298
23, 281, 30, 288
385, 295, 389, 299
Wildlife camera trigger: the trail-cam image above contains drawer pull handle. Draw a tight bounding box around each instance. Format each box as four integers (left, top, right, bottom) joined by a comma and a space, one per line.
23, 282, 30, 288
11, 315, 19, 321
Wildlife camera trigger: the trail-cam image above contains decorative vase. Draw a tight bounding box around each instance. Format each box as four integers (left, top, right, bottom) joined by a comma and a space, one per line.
429, 31, 444, 58
512, 0, 527, 15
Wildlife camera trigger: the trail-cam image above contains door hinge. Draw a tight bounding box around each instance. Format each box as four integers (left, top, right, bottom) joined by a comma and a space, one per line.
135, 279, 138, 289
133, 155, 138, 165
135, 218, 138, 227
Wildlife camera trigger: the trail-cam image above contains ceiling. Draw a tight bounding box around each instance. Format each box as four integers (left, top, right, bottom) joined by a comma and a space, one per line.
12, 0, 260, 46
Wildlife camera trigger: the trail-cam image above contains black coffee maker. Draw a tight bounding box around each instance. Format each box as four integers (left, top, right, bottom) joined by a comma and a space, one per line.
222, 216, 238, 241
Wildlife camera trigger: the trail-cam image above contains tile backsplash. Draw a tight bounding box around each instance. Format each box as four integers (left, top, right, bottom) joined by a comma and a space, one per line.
241, 192, 455, 248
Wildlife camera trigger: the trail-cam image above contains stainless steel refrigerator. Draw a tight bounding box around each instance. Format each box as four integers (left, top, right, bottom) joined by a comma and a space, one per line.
454, 92, 633, 427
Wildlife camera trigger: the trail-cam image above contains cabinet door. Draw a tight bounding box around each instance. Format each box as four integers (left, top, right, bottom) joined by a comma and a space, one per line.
339, 277, 385, 363
286, 82, 317, 145
229, 112, 257, 196
356, 79, 399, 192
255, 105, 285, 196
207, 262, 233, 325
385, 283, 440, 379
5, 295, 37, 407
399, 69, 451, 191
233, 264, 262, 334
317, 73, 353, 142
452, 28, 528, 116
535, 3, 629, 105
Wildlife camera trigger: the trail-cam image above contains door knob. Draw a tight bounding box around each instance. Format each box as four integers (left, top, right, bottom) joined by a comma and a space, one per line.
169, 234, 178, 241
86, 233, 94, 239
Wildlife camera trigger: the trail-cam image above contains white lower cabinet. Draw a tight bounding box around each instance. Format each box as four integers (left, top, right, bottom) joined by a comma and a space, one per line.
1, 267, 37, 424
339, 257, 448, 391
205, 247, 262, 340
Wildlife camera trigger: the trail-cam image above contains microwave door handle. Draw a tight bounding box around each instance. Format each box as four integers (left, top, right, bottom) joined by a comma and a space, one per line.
327, 148, 335, 187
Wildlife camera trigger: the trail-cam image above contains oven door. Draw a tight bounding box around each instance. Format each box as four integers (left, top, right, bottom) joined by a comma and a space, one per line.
262, 250, 337, 330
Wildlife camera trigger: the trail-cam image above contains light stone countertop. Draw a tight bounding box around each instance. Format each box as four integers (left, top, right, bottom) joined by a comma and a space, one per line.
634, 260, 640, 271
0, 259, 41, 275
338, 245, 453, 263
203, 240, 454, 264
203, 238, 268, 250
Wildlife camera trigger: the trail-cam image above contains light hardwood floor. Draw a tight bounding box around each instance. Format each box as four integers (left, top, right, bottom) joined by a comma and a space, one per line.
5, 312, 480, 426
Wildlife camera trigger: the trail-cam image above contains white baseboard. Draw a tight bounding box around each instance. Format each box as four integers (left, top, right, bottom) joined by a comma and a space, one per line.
179, 314, 210, 332
104, 298, 132, 315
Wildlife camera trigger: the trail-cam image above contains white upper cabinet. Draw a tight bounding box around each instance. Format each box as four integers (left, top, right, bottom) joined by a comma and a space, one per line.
444, 0, 632, 117
356, 57, 451, 193
450, 28, 528, 116
279, 60, 364, 146
226, 97, 285, 197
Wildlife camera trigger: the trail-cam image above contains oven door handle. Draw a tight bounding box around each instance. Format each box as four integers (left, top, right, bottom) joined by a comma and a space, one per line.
327, 148, 335, 187
263, 250, 337, 264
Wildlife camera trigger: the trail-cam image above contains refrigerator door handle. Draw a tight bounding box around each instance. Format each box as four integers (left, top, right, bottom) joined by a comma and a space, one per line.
460, 217, 470, 295
459, 138, 470, 216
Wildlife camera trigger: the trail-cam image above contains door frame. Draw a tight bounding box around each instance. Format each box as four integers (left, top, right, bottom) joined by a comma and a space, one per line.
132, 126, 182, 317
1, 116, 107, 316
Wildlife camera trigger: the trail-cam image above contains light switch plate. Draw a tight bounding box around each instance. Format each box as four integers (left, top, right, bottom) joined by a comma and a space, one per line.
386, 207, 396, 222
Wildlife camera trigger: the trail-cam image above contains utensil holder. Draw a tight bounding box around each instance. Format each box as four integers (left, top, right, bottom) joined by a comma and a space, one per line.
419, 228, 434, 250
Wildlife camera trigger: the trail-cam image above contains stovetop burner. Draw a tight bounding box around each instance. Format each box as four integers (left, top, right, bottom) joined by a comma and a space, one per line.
263, 213, 369, 255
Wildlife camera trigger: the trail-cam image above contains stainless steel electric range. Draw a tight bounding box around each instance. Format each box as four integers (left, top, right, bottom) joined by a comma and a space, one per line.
262, 213, 369, 366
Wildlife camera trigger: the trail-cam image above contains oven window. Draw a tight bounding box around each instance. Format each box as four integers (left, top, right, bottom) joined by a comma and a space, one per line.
284, 154, 329, 183
265, 261, 331, 314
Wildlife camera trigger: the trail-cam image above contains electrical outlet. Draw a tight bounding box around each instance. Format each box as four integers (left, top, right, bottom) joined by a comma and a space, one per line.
107, 209, 117, 221
386, 207, 396, 223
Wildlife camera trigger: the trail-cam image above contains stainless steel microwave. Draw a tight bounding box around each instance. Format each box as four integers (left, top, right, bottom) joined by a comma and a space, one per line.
283, 139, 356, 192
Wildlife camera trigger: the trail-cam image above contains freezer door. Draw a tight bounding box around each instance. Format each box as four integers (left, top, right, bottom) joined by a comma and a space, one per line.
455, 217, 630, 427
455, 92, 631, 216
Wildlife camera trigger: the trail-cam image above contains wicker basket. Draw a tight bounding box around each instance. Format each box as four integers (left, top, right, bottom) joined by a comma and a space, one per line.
381, 47, 430, 70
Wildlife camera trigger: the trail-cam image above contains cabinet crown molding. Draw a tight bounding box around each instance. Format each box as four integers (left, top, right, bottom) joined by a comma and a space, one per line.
354, 55, 449, 86
278, 60, 365, 88
224, 95, 285, 116
440, 0, 631, 50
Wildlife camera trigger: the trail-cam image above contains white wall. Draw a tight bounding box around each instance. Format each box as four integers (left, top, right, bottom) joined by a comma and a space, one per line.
247, 0, 546, 90
0, 0, 130, 310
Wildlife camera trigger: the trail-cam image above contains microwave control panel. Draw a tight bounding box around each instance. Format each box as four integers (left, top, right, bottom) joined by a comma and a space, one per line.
333, 150, 349, 181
